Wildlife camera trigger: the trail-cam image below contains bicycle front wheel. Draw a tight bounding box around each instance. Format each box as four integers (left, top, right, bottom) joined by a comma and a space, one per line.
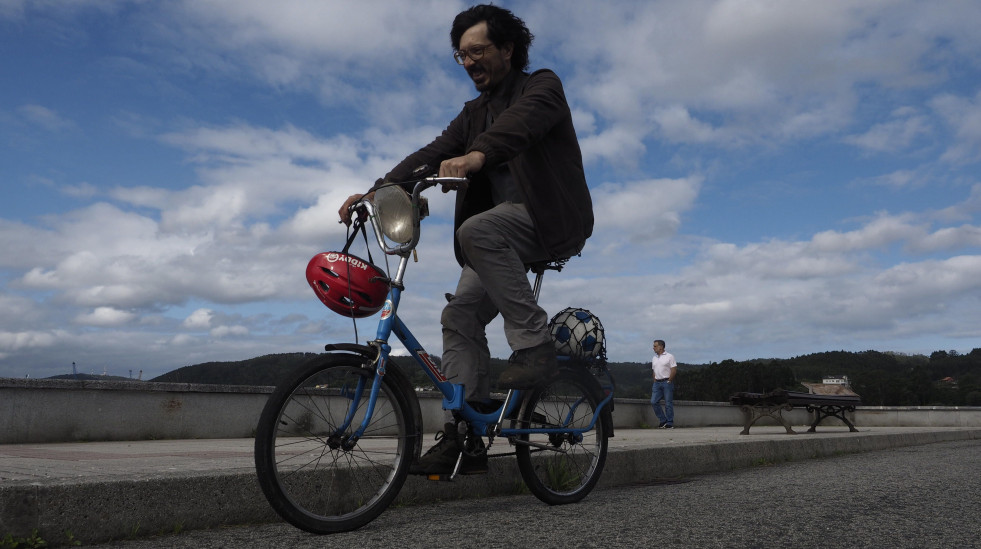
254, 354, 417, 534
514, 367, 609, 505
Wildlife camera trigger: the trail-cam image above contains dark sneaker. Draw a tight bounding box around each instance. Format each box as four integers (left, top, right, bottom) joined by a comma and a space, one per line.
657, 422, 667, 429
664, 424, 674, 429
409, 423, 488, 476
499, 342, 560, 389
409, 422, 460, 475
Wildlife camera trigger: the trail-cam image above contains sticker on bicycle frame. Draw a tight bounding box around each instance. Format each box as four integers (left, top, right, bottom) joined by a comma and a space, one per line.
417, 350, 446, 382
380, 300, 394, 319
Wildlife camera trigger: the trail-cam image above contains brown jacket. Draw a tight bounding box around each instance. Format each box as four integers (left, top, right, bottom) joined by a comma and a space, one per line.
383, 69, 593, 265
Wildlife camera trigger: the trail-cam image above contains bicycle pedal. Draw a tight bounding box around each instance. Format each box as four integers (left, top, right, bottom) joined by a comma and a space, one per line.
426, 473, 455, 482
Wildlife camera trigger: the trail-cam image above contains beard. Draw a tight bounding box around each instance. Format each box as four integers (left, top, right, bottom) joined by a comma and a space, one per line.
469, 66, 491, 91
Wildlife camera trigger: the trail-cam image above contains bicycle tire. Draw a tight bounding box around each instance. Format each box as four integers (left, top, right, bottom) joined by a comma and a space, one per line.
514, 366, 609, 505
254, 353, 418, 534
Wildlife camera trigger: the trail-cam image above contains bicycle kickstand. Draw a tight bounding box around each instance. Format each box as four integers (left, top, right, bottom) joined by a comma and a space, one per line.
423, 451, 464, 483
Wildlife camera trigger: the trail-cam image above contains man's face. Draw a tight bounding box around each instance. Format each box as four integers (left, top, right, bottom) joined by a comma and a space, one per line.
458, 21, 512, 92
653, 342, 664, 355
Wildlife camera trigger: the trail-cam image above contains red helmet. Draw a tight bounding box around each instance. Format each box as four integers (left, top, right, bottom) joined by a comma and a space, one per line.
306, 252, 389, 318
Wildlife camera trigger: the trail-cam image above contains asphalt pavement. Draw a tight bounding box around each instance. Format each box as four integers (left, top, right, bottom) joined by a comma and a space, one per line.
81, 438, 981, 549
2, 426, 980, 546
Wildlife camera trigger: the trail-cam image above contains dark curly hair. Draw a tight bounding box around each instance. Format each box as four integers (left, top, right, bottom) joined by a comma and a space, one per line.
450, 4, 535, 71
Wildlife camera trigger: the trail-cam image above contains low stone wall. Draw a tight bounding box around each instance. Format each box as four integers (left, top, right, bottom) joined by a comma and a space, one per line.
856, 405, 981, 427
2, 378, 979, 443
0, 378, 269, 443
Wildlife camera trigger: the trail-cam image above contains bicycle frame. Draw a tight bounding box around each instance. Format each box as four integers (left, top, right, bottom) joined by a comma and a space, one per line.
343, 177, 613, 443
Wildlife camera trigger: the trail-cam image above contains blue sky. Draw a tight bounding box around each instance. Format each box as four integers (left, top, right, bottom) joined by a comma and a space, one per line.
3, 0, 981, 379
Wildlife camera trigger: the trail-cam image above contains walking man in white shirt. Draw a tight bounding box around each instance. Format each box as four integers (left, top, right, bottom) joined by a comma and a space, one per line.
651, 339, 678, 428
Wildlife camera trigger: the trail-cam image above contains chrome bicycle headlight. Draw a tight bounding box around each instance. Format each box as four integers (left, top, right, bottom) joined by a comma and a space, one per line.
372, 185, 414, 244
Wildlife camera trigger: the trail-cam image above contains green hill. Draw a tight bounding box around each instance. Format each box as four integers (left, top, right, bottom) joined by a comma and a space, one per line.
46, 373, 132, 382
150, 352, 319, 386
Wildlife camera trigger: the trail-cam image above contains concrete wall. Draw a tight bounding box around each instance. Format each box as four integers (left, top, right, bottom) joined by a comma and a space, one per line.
2, 378, 980, 443
1, 379, 269, 443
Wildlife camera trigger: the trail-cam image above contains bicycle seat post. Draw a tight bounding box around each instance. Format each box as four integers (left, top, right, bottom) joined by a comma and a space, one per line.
531, 268, 546, 302
528, 259, 568, 302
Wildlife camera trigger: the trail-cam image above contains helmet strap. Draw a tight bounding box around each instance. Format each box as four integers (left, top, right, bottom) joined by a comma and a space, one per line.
341, 218, 377, 267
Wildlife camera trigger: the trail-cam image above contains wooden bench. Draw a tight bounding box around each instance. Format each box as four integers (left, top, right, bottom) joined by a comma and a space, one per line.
729, 389, 861, 435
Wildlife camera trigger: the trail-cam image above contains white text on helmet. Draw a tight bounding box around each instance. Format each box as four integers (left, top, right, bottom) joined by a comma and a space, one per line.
325, 252, 369, 270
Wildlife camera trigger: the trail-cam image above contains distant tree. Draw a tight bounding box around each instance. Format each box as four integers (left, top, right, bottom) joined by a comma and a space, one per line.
909, 365, 933, 405
675, 359, 799, 401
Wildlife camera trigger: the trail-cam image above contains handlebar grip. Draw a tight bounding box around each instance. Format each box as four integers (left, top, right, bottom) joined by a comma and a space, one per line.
412, 176, 468, 198
411, 176, 468, 200
429, 177, 469, 185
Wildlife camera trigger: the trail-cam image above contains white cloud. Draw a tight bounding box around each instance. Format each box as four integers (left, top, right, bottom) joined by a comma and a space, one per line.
932, 183, 981, 223
592, 176, 702, 243
0, 330, 58, 352
701, 240, 858, 280
908, 225, 981, 253
867, 255, 981, 317
862, 169, 930, 190
61, 182, 99, 198
154, 123, 389, 231
74, 307, 136, 327
811, 212, 981, 255
533, 0, 981, 161
578, 126, 648, 166
17, 104, 74, 132
812, 214, 922, 253
845, 107, 932, 153
651, 105, 730, 145
210, 324, 249, 338
558, 184, 981, 362
155, 0, 467, 112
932, 90, 981, 164
182, 308, 214, 330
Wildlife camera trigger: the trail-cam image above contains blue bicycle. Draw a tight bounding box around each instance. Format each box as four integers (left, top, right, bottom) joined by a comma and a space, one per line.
254, 175, 615, 534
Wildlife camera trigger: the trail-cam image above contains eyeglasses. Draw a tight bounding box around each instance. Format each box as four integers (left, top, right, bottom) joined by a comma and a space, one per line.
453, 43, 496, 65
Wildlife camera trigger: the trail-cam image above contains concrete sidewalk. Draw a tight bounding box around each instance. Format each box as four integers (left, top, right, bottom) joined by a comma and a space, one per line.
3, 426, 981, 545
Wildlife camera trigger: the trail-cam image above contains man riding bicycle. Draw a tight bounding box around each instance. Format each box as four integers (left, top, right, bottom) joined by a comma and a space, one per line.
339, 4, 593, 475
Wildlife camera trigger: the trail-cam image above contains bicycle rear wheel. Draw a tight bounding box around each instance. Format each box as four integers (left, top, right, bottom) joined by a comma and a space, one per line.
514, 367, 609, 505
254, 353, 417, 534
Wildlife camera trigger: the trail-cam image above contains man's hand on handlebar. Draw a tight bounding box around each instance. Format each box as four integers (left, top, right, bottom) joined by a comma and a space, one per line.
338, 192, 373, 226
438, 151, 484, 192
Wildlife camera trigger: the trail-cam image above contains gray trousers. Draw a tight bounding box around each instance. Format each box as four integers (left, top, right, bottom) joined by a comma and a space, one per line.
440, 203, 553, 402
